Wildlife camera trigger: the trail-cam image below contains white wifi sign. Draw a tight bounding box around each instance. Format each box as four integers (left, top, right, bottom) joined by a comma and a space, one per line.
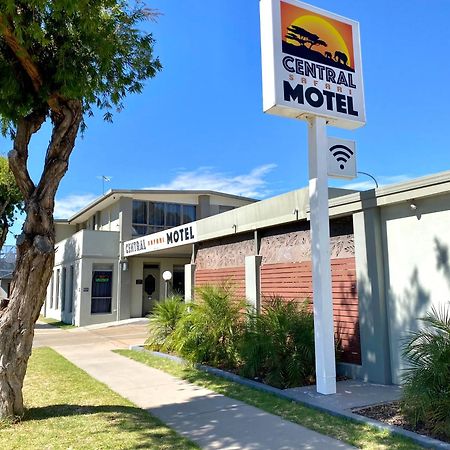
327, 137, 357, 180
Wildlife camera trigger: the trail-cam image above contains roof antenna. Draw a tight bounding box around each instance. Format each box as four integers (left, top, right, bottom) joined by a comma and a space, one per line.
97, 175, 112, 194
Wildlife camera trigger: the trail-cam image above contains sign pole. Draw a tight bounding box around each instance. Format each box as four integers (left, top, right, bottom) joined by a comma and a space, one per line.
308, 116, 336, 395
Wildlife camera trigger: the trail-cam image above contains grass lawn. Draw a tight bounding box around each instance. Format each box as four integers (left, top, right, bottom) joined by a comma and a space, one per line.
116, 349, 426, 450
38, 315, 76, 329
0, 348, 198, 450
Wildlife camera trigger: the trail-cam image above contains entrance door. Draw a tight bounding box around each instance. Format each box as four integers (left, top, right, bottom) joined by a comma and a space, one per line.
142, 266, 160, 316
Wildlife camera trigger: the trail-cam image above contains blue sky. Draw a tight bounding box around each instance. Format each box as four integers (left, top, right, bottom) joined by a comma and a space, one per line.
2, 0, 450, 242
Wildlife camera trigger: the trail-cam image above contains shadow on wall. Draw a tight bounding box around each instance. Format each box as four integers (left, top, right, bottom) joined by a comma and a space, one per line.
385, 238, 450, 384
434, 237, 450, 288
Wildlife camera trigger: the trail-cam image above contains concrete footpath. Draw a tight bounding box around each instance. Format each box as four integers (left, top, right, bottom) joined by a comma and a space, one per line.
34, 321, 354, 450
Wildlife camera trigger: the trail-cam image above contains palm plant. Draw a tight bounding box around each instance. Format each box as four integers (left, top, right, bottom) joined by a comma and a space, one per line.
145, 295, 187, 352
401, 303, 450, 440
240, 297, 315, 388
172, 283, 245, 369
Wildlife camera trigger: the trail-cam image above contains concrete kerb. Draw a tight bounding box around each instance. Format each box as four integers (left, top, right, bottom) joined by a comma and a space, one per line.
129, 345, 450, 450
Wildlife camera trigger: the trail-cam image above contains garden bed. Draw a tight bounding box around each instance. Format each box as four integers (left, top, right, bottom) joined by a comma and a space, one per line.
354, 401, 450, 444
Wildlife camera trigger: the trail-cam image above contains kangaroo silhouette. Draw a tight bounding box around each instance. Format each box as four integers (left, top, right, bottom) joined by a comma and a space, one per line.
334, 51, 348, 65
325, 51, 332, 59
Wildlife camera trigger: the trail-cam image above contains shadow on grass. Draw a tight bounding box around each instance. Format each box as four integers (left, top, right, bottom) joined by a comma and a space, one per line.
22, 403, 189, 449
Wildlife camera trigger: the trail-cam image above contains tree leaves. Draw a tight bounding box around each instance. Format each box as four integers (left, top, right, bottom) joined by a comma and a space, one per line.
0, 0, 162, 131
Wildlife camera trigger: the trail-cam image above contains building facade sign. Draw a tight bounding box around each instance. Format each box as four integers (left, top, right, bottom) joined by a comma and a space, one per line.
124, 223, 198, 257
260, 0, 365, 129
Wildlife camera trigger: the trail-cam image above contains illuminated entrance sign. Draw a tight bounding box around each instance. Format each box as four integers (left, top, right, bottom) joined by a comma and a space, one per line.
124, 223, 198, 257
260, 0, 365, 129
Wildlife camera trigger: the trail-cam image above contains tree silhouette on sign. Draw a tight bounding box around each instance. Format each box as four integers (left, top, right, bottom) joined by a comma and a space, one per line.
286, 25, 327, 51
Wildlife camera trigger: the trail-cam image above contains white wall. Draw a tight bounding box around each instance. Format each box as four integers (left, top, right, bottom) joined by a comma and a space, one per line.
381, 193, 450, 384
45, 230, 120, 325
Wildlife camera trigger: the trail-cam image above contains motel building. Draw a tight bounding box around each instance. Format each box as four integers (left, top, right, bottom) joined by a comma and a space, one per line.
43, 170, 450, 386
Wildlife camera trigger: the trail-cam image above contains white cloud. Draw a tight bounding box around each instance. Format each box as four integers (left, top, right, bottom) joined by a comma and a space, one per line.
341, 174, 411, 191
147, 164, 277, 198
54, 193, 98, 219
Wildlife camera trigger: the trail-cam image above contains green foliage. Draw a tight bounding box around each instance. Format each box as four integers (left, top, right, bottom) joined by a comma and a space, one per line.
0, 1, 161, 131
0, 156, 22, 220
239, 298, 315, 389
145, 296, 187, 352
0, 156, 22, 247
400, 303, 450, 440
173, 284, 245, 370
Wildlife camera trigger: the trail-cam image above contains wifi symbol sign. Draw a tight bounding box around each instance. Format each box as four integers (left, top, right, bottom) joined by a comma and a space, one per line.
329, 144, 354, 170
327, 137, 357, 180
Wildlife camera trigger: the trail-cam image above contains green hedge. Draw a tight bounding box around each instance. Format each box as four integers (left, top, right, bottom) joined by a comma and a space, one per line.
146, 287, 315, 389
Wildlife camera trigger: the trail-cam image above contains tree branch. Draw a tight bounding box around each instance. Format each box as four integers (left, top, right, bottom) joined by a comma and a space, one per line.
8, 111, 46, 200
0, 15, 62, 113
36, 100, 82, 207
0, 15, 43, 94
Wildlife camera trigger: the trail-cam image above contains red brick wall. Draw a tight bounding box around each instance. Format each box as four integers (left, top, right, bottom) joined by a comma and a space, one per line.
261, 257, 361, 365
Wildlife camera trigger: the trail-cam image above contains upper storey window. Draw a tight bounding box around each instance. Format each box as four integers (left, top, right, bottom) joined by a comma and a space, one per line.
132, 201, 196, 236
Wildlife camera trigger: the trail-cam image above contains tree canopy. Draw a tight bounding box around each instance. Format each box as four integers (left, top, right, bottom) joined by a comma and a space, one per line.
0, 0, 161, 134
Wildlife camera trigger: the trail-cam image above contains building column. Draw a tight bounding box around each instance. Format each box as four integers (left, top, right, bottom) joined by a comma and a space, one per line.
184, 263, 196, 303
118, 261, 131, 320
245, 255, 262, 313
353, 206, 392, 384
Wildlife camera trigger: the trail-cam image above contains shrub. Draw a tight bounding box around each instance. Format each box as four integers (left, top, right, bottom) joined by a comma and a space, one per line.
173, 284, 245, 369
239, 298, 315, 389
400, 304, 450, 440
145, 296, 187, 352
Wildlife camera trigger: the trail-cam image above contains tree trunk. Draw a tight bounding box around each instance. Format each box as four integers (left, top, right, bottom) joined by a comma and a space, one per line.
0, 233, 54, 417
0, 99, 82, 418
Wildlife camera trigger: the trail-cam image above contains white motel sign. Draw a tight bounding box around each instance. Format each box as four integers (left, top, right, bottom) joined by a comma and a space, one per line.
260, 0, 365, 395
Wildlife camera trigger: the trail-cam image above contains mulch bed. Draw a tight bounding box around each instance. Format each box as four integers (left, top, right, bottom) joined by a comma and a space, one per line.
354, 401, 449, 444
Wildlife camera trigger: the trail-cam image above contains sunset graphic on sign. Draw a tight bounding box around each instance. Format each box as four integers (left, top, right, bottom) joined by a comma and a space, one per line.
281, 1, 355, 72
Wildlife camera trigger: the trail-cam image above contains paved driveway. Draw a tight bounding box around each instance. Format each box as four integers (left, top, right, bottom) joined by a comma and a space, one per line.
33, 319, 148, 349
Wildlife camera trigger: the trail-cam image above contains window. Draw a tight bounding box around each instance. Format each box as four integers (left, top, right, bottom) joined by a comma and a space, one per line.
91, 267, 113, 314
55, 269, 60, 309
132, 200, 147, 224
68, 265, 74, 313
182, 205, 196, 224
49, 274, 54, 309
61, 267, 67, 312
166, 203, 181, 227
132, 201, 197, 236
149, 202, 164, 227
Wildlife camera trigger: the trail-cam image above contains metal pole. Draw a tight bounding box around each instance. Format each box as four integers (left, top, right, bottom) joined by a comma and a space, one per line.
308, 116, 336, 395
